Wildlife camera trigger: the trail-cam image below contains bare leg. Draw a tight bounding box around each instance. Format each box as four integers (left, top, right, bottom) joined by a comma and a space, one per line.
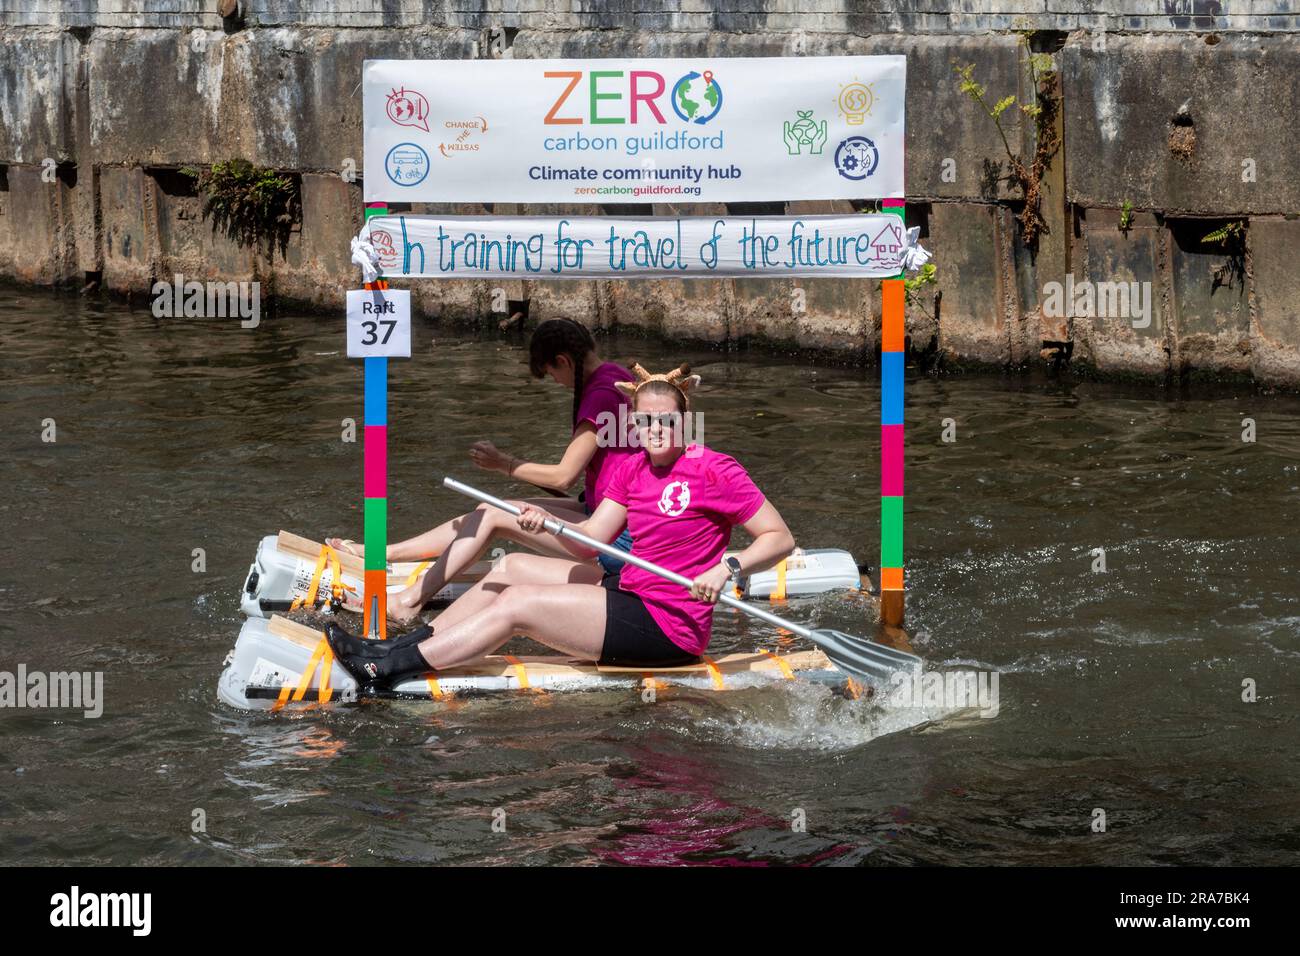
416, 582, 609, 671
330, 497, 586, 563
387, 501, 591, 623
333, 498, 587, 561
430, 552, 602, 634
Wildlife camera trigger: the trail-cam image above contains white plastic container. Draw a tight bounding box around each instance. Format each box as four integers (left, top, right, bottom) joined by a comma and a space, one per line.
216, 616, 842, 711
239, 535, 471, 618
239, 537, 862, 618
744, 548, 863, 599
218, 616, 360, 710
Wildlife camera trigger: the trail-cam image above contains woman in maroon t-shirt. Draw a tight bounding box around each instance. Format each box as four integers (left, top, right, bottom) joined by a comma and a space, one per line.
327, 318, 634, 623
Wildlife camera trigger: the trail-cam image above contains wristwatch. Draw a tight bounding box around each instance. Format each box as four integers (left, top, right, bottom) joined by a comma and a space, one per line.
722, 556, 743, 586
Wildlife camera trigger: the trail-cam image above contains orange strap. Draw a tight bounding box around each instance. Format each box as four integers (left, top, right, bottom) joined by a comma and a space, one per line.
769, 559, 788, 602
701, 656, 725, 690
424, 672, 443, 700
292, 640, 334, 703
757, 648, 796, 681
271, 638, 334, 710
404, 561, 432, 588
641, 675, 660, 693
502, 655, 531, 690
291, 546, 343, 611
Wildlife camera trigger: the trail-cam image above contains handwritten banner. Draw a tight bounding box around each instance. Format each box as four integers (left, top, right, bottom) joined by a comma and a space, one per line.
360, 215, 909, 280
363, 56, 905, 203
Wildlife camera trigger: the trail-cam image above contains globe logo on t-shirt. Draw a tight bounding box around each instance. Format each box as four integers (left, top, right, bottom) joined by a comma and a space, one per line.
658, 481, 691, 516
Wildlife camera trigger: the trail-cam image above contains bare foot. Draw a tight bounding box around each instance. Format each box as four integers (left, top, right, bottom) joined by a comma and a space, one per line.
389, 600, 422, 626
326, 537, 364, 557
340, 594, 424, 626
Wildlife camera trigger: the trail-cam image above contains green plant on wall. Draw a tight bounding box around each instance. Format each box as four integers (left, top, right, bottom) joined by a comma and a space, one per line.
181, 159, 302, 260
1119, 200, 1134, 234
1201, 220, 1247, 292
904, 262, 937, 319
954, 41, 1061, 251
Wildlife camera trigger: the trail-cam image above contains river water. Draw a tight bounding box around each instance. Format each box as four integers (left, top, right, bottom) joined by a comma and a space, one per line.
2, 285, 1297, 866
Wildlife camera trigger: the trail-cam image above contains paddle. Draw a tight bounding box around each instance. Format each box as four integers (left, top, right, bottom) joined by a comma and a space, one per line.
443, 477, 924, 686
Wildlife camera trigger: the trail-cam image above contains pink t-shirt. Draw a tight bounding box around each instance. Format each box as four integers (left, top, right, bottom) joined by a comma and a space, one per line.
601, 445, 766, 655
574, 362, 635, 511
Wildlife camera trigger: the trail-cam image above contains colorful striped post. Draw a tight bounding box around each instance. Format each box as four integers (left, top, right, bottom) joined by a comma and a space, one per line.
362, 201, 389, 640
879, 198, 906, 628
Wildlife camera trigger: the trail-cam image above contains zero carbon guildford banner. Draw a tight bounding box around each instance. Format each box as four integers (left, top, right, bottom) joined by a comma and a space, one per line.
362, 57, 905, 204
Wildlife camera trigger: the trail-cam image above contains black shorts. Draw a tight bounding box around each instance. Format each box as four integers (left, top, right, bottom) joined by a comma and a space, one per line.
599, 572, 701, 668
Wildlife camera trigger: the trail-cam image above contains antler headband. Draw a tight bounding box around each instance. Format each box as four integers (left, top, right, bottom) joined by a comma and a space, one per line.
614, 363, 702, 405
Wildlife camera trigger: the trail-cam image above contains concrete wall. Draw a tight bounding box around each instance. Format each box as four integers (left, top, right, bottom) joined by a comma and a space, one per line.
1, 1, 1298, 385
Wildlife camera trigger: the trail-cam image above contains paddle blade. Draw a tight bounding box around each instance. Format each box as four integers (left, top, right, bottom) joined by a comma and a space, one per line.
812, 629, 924, 686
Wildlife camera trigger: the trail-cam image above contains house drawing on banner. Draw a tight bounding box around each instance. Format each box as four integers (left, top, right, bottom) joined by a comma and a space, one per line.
870, 220, 904, 265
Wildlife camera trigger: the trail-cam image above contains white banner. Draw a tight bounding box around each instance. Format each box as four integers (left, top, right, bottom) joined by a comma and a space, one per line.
359, 214, 911, 280
363, 56, 904, 203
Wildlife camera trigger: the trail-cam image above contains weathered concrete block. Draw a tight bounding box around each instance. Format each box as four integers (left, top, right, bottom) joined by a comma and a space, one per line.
794, 276, 875, 353
1247, 218, 1300, 386
0, 166, 13, 277
87, 28, 478, 171
929, 202, 1008, 365
1, 164, 77, 284
1063, 32, 1300, 215
411, 277, 487, 325
269, 172, 360, 308
604, 277, 733, 344
0, 31, 76, 163
732, 277, 798, 344
88, 29, 239, 166
899, 33, 1026, 202
528, 279, 600, 327
1073, 207, 1169, 376
1169, 219, 1251, 376
151, 167, 256, 283
100, 165, 152, 292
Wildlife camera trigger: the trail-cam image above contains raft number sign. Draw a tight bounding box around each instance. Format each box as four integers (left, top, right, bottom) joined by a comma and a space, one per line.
363, 56, 905, 203
346, 289, 411, 359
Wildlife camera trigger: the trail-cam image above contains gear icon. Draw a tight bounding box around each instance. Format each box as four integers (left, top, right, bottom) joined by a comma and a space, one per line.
834, 135, 879, 181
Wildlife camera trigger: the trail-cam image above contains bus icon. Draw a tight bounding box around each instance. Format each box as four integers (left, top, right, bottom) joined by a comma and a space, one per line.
384, 142, 430, 186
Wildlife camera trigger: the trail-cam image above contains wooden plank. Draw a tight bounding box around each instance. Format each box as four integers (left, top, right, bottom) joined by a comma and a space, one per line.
266, 614, 326, 651
263, 616, 832, 679
275, 531, 489, 586
277, 529, 357, 570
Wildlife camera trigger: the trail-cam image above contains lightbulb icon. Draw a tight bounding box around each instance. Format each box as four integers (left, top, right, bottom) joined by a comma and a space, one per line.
837, 81, 875, 125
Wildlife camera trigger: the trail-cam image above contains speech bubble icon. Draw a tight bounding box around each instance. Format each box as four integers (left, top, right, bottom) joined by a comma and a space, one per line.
386, 86, 430, 132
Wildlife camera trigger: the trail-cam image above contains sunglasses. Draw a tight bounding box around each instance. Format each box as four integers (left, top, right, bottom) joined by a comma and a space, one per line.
631, 411, 683, 430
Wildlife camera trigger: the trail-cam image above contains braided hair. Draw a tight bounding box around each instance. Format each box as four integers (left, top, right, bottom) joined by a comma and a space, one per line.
528, 317, 598, 430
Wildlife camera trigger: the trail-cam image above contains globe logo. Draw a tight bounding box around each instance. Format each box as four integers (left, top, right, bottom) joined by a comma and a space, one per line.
671, 70, 723, 125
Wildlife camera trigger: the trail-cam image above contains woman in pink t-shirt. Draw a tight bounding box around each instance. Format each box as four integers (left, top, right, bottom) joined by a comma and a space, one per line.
324, 364, 797, 692
327, 318, 635, 623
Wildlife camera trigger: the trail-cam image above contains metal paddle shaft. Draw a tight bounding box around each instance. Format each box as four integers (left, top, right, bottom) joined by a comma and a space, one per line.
443, 476, 923, 685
